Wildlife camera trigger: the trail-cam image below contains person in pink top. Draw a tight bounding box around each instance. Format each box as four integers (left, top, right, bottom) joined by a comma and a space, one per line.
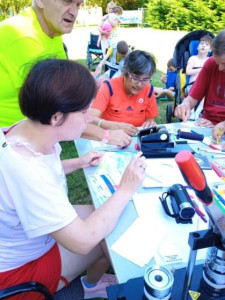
97, 6, 123, 55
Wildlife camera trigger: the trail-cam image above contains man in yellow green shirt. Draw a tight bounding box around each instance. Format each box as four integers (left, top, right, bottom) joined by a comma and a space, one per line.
0, 0, 132, 147
0, 0, 82, 127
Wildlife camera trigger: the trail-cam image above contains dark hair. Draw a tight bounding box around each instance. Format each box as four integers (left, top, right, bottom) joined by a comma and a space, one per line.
200, 34, 213, 46
123, 50, 156, 77
19, 59, 96, 125
117, 41, 129, 55
167, 58, 175, 68
211, 30, 225, 56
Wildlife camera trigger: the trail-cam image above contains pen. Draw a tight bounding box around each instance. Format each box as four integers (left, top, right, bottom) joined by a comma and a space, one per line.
194, 208, 208, 223
209, 144, 222, 151
210, 162, 225, 178
217, 129, 221, 144
192, 200, 205, 217
212, 188, 225, 206
100, 174, 116, 194
214, 196, 225, 213
198, 148, 225, 154
211, 155, 225, 159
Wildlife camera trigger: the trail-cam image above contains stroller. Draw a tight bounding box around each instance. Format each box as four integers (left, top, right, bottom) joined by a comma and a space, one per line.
86, 33, 103, 70
166, 29, 215, 123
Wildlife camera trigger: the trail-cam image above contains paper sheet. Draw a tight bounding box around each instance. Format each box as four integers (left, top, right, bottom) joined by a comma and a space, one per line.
95, 151, 134, 176
110, 191, 208, 267
110, 217, 166, 267
142, 158, 186, 188
204, 169, 225, 186
91, 140, 121, 152
87, 152, 135, 206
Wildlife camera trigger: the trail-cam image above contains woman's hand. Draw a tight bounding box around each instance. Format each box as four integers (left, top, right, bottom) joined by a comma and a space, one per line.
142, 120, 156, 128
119, 152, 146, 195
109, 122, 138, 136
119, 123, 139, 136
108, 130, 132, 147
79, 151, 104, 168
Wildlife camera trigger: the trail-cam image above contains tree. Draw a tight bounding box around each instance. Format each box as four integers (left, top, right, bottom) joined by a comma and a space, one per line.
0, 0, 31, 21
85, 0, 149, 13
145, 0, 225, 31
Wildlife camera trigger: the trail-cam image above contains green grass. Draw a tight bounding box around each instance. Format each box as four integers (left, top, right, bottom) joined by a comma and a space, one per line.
60, 63, 176, 205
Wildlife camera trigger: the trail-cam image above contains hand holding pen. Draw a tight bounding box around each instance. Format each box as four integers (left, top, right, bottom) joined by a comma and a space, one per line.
212, 121, 225, 141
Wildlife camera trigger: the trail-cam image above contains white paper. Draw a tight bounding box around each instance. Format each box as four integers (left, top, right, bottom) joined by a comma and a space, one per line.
110, 217, 166, 267
91, 140, 121, 151
132, 192, 209, 266
204, 169, 225, 186
142, 158, 186, 188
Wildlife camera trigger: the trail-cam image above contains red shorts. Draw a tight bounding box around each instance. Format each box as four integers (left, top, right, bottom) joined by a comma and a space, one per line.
0, 243, 61, 300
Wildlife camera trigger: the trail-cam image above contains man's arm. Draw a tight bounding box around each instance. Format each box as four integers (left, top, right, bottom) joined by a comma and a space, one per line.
174, 95, 198, 122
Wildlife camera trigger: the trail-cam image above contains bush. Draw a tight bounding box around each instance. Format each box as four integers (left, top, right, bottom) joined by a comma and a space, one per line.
145, 0, 225, 32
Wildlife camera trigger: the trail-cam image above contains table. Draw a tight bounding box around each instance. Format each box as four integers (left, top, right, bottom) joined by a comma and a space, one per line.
75, 123, 218, 284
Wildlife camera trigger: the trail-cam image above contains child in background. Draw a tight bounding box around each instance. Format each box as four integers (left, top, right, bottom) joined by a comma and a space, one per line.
154, 58, 177, 100
186, 35, 212, 120
186, 35, 212, 90
97, 4, 123, 56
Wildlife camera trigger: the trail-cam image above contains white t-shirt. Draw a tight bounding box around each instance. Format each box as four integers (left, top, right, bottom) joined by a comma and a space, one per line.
0, 129, 77, 271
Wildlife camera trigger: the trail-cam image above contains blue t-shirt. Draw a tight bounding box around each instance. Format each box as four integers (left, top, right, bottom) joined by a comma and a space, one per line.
166, 70, 177, 89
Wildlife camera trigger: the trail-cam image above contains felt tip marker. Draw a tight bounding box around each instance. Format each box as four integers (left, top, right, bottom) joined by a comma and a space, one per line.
216, 129, 221, 144
198, 148, 225, 154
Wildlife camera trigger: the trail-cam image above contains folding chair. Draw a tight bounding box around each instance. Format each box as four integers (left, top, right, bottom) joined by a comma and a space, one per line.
0, 281, 53, 299
0, 277, 84, 300
86, 33, 103, 70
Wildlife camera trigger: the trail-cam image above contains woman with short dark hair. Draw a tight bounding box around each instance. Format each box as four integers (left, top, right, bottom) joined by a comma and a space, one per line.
0, 59, 146, 299
91, 50, 158, 137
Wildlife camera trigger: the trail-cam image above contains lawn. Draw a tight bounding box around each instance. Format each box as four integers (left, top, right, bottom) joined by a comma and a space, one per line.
60, 59, 175, 205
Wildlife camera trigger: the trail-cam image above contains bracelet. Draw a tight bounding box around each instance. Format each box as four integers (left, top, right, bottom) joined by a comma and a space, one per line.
102, 130, 110, 144
98, 119, 103, 127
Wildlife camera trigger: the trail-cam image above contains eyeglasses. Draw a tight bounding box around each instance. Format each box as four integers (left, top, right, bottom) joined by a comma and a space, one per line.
61, 0, 80, 4
128, 72, 151, 85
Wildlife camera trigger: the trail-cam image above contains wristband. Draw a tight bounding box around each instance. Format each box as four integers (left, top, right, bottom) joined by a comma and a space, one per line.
98, 119, 103, 127
102, 130, 110, 144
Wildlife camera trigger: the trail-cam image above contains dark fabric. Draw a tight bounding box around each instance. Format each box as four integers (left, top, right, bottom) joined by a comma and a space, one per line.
173, 29, 215, 71
53, 277, 83, 300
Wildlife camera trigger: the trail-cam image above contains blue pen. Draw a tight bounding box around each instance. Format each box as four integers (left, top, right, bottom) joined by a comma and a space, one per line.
100, 174, 116, 194
194, 208, 208, 223
212, 188, 225, 206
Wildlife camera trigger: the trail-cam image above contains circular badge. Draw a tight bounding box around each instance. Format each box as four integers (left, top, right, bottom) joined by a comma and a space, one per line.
160, 133, 168, 141
138, 98, 144, 103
